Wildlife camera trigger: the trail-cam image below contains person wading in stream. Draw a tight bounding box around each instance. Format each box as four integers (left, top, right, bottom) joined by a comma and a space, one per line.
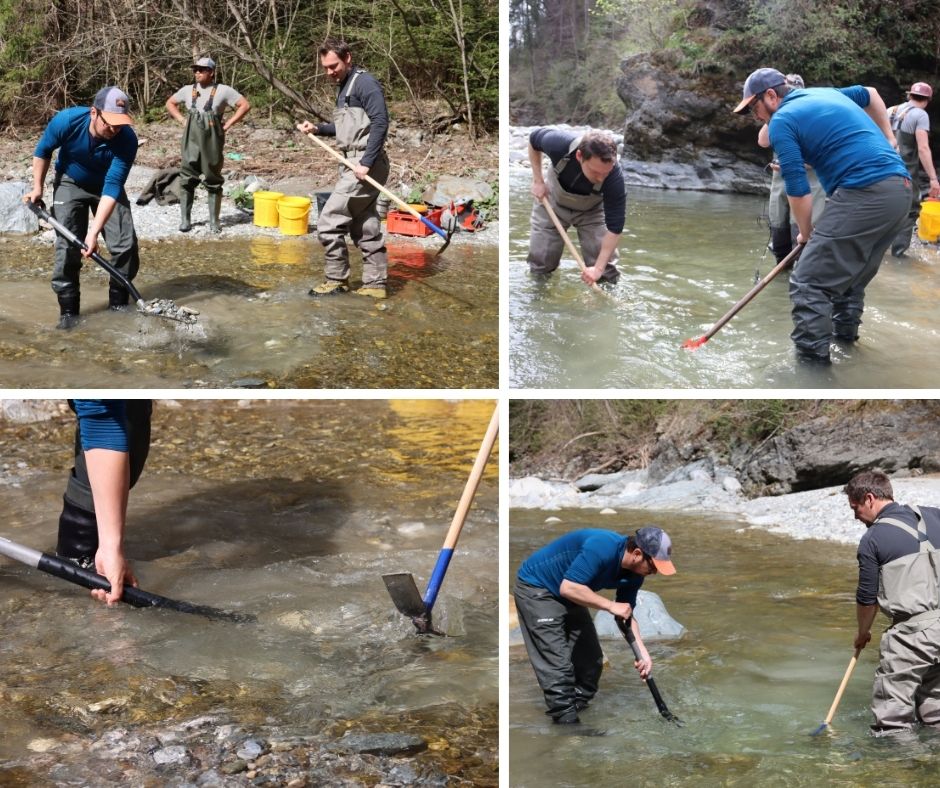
513, 527, 676, 724
165, 57, 251, 234
887, 82, 940, 258
845, 470, 940, 735
298, 38, 390, 299
527, 128, 626, 286
57, 400, 152, 606
733, 68, 911, 365
26, 87, 140, 329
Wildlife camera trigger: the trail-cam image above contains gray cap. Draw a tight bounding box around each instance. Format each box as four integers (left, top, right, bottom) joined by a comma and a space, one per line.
192, 57, 216, 71
635, 526, 676, 575
92, 86, 133, 126
733, 67, 787, 114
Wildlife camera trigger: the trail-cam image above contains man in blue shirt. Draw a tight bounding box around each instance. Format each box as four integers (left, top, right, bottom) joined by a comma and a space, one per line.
57, 400, 152, 606
26, 87, 141, 329
514, 526, 676, 724
733, 68, 911, 364
528, 128, 627, 286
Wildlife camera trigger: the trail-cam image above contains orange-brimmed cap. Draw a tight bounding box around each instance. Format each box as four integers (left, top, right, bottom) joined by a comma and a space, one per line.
92, 86, 133, 126
733, 67, 787, 114
635, 526, 676, 575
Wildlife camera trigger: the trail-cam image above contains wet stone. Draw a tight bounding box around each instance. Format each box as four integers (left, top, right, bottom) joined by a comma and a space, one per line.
333, 732, 428, 757
221, 759, 249, 775
153, 744, 190, 766
236, 738, 265, 760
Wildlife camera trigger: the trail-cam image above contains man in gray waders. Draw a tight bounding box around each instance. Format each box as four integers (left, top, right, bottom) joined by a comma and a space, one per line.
888, 82, 940, 258
298, 38, 390, 299
26, 87, 140, 329
845, 470, 940, 735
165, 57, 251, 234
513, 527, 676, 724
734, 68, 910, 365
527, 128, 626, 286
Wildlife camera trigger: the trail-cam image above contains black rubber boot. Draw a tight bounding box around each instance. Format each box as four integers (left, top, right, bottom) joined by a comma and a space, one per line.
179, 188, 193, 232
56, 496, 98, 568
108, 282, 130, 311
207, 191, 222, 234
56, 294, 80, 330
553, 708, 581, 725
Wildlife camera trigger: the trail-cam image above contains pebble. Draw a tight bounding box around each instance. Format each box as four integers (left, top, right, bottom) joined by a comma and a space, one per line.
236, 738, 264, 760
599, 507, 617, 515
152, 745, 190, 766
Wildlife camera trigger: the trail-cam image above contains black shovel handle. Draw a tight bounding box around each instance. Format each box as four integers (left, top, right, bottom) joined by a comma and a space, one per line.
616, 615, 683, 725
26, 199, 145, 304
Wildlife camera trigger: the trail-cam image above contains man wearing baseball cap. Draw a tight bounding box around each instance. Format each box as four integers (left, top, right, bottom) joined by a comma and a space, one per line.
26, 86, 140, 328
514, 526, 676, 724
887, 82, 940, 257
165, 56, 251, 234
733, 68, 910, 365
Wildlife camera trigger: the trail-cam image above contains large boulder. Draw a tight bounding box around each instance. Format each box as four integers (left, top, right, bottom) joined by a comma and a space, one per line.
0, 182, 39, 234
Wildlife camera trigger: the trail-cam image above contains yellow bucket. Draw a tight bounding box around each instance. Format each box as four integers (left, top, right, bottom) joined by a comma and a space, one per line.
253, 191, 284, 227
278, 196, 312, 236
917, 200, 940, 242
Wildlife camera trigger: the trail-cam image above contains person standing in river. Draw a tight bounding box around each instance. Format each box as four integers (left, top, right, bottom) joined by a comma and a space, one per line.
844, 470, 940, 735
165, 57, 251, 234
733, 68, 911, 364
56, 400, 152, 606
298, 38, 390, 299
513, 526, 676, 724
25, 87, 140, 329
527, 128, 626, 286
887, 82, 940, 258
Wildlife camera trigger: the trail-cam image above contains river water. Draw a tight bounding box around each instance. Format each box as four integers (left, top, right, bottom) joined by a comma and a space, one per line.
510, 509, 940, 787
508, 169, 940, 388
0, 236, 497, 388
0, 400, 497, 783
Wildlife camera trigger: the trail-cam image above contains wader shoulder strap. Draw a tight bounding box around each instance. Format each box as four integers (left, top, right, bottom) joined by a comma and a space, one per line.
875, 505, 933, 552
889, 103, 912, 132
341, 69, 364, 109
553, 134, 602, 195
191, 84, 218, 112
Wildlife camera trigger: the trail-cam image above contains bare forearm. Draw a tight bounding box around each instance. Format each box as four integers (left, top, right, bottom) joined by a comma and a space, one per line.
32, 157, 50, 194
788, 194, 814, 240
90, 196, 117, 238
84, 448, 130, 550
592, 231, 621, 271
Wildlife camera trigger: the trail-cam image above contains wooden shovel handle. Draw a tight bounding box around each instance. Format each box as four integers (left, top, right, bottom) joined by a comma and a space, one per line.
538, 197, 605, 293
824, 649, 861, 725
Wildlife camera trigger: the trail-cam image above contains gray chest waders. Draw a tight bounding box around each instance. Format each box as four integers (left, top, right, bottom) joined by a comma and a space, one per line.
874, 506, 940, 627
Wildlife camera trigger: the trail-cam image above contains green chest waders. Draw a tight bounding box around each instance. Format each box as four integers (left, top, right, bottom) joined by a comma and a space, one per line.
179, 85, 225, 232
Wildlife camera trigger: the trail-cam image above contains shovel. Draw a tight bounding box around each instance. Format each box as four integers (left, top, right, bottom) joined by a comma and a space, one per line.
810, 648, 861, 736
382, 404, 498, 634
298, 127, 455, 255
26, 200, 198, 325
539, 197, 608, 295
0, 534, 253, 623
682, 243, 803, 350
616, 615, 684, 726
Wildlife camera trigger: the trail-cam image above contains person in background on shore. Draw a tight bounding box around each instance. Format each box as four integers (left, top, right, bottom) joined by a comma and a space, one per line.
298, 38, 390, 299
756, 74, 826, 265
845, 470, 940, 735
25, 87, 140, 329
165, 57, 251, 234
734, 68, 910, 365
887, 82, 940, 258
57, 400, 152, 606
513, 526, 676, 724
527, 128, 626, 286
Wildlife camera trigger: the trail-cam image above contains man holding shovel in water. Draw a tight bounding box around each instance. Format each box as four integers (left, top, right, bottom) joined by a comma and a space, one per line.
165, 56, 251, 234
513, 526, 675, 724
26, 87, 140, 329
527, 128, 626, 286
733, 68, 910, 365
298, 38, 390, 300
846, 470, 940, 735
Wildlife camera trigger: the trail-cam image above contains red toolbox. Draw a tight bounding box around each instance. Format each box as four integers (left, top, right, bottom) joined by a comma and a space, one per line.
386, 207, 443, 237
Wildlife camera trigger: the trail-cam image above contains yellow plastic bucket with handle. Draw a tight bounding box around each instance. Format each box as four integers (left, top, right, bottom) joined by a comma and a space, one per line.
278, 196, 312, 236
253, 191, 284, 227
917, 200, 940, 242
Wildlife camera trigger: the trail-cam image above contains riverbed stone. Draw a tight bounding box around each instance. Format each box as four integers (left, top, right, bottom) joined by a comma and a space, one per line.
333, 732, 428, 757
0, 182, 39, 234
594, 590, 685, 641
153, 744, 190, 766
236, 738, 265, 760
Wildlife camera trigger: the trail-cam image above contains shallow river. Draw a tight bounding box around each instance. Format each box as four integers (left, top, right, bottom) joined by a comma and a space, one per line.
0, 400, 497, 782
0, 235, 497, 388
510, 509, 940, 787
509, 169, 940, 388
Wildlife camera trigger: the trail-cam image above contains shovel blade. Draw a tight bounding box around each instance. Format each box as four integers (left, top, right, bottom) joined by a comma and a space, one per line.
382, 572, 427, 619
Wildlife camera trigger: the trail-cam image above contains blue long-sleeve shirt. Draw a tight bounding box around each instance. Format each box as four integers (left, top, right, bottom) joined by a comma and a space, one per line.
34, 107, 138, 200
72, 400, 128, 452
768, 86, 908, 197
517, 529, 643, 605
